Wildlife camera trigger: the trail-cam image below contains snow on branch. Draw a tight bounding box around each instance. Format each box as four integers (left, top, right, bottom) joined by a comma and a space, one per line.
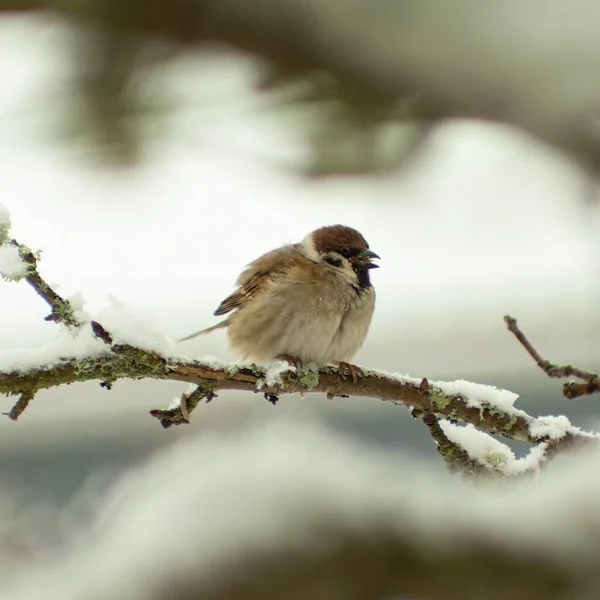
0, 216, 598, 481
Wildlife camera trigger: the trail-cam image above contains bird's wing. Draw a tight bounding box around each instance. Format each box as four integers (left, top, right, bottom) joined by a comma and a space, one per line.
214, 243, 302, 316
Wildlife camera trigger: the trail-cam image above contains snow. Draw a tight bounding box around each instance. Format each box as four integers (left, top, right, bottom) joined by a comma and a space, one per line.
0, 204, 10, 227
257, 360, 296, 389
529, 415, 579, 440
186, 354, 249, 375
434, 379, 522, 415
0, 203, 10, 244
168, 396, 182, 410
168, 384, 200, 410
504, 443, 548, 475
371, 369, 424, 387
66, 291, 90, 324
94, 297, 176, 356
6, 419, 600, 600
0, 327, 107, 373
440, 421, 514, 469
373, 369, 529, 420
440, 420, 552, 475
0, 245, 27, 280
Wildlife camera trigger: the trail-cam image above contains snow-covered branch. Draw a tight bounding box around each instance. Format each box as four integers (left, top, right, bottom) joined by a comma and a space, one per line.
0, 204, 598, 481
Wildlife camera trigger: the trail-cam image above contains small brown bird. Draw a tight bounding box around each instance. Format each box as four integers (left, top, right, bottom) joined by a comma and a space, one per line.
180, 225, 379, 376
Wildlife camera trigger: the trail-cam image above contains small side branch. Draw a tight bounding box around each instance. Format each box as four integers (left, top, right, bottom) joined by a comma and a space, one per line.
3, 391, 36, 421
90, 320, 113, 344
505, 315, 600, 399
12, 241, 80, 327
419, 378, 485, 478
150, 385, 217, 428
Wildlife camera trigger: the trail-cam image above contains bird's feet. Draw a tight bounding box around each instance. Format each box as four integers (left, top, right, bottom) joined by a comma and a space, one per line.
335, 361, 363, 384
276, 354, 303, 370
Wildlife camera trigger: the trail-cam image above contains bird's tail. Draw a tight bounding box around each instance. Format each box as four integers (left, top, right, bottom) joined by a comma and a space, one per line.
178, 319, 229, 342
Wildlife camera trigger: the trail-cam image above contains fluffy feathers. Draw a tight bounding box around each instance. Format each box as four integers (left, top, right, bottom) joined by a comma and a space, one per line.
180, 225, 379, 365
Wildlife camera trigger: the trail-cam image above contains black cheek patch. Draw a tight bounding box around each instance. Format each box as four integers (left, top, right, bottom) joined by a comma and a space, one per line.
323, 255, 343, 268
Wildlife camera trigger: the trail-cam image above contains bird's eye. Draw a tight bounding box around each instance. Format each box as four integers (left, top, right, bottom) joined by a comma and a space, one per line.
340, 247, 351, 257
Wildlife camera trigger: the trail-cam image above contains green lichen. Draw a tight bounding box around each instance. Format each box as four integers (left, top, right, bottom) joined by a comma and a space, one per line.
0, 225, 10, 246
439, 406, 460, 422
431, 392, 453, 411
74, 346, 171, 388
277, 371, 297, 392
185, 384, 217, 412
501, 414, 519, 433
248, 363, 265, 376
52, 296, 78, 324
18, 245, 40, 261
485, 404, 504, 418
226, 364, 240, 377
477, 403, 520, 436
298, 368, 320, 390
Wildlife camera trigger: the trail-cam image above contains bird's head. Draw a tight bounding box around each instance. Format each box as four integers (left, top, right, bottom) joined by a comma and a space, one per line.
302, 224, 380, 288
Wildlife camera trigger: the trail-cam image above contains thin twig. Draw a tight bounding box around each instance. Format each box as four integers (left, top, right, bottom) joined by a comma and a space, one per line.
563, 380, 600, 400
13, 241, 80, 327
3, 391, 36, 421
149, 385, 217, 428
504, 315, 600, 399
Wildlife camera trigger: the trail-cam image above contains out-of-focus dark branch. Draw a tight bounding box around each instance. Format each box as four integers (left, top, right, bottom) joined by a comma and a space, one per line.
3, 422, 595, 600
169, 529, 576, 600
505, 315, 600, 399
4, 0, 600, 173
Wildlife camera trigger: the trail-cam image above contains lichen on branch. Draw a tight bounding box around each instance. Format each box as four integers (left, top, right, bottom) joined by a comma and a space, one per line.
0, 216, 598, 482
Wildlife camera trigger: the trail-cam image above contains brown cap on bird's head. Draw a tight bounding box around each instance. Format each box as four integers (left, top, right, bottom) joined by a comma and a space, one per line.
311, 225, 370, 255
302, 225, 380, 274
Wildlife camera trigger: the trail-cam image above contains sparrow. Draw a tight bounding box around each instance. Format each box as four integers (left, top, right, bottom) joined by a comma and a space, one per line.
180, 225, 379, 377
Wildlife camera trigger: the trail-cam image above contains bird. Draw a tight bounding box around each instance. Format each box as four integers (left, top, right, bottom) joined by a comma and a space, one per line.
179, 224, 379, 379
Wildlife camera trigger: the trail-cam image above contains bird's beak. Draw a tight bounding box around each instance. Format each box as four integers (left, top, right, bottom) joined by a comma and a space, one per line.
355, 248, 380, 268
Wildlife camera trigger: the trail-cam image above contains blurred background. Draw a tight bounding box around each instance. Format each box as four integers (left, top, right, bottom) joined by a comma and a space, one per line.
2, 4, 600, 598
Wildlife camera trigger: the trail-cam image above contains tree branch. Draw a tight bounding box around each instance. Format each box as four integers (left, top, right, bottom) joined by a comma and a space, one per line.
419, 377, 485, 478
505, 315, 600, 399
13, 241, 80, 327
1, 219, 598, 483
0, 343, 596, 464
2, 390, 36, 421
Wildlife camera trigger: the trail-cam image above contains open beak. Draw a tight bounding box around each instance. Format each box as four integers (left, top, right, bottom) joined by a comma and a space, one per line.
355, 248, 380, 268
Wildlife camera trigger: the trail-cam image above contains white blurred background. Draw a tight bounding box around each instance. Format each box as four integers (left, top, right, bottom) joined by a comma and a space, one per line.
1, 10, 600, 598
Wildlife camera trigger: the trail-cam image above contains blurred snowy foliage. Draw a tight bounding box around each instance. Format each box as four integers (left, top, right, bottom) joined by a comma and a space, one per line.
6, 1, 600, 175
2, 418, 600, 600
